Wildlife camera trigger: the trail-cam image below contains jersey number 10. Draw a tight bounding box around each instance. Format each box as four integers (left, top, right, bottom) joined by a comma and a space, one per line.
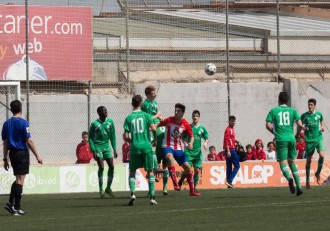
132, 118, 144, 133
278, 111, 290, 125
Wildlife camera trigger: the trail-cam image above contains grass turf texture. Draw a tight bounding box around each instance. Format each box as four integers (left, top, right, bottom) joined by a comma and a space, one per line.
0, 187, 329, 231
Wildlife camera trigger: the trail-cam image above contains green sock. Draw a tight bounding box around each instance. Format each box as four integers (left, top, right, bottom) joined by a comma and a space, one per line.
148, 174, 155, 197
306, 165, 311, 183
129, 173, 136, 193
290, 163, 301, 189
316, 157, 324, 176
106, 167, 114, 190
98, 169, 104, 192
280, 163, 291, 181
194, 174, 199, 189
152, 152, 158, 170
163, 170, 169, 190
179, 172, 185, 185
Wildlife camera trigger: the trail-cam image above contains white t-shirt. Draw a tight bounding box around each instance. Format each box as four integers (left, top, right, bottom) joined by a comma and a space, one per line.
266, 150, 276, 160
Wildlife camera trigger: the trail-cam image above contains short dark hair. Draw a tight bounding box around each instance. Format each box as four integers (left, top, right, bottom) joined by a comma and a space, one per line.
267, 141, 274, 148
132, 94, 143, 108
192, 110, 200, 116
97, 106, 106, 116
229, 115, 236, 121
308, 98, 316, 105
246, 144, 252, 150
82, 131, 88, 137
209, 145, 215, 151
279, 92, 289, 104
10, 100, 22, 114
175, 103, 186, 114
145, 85, 156, 96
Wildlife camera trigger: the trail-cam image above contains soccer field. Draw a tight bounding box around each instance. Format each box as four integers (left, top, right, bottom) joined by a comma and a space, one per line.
0, 187, 329, 231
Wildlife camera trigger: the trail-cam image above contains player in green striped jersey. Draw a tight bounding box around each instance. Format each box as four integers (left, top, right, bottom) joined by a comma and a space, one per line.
124, 95, 158, 205
297, 98, 325, 188
179, 110, 209, 192
89, 106, 117, 198
266, 92, 304, 196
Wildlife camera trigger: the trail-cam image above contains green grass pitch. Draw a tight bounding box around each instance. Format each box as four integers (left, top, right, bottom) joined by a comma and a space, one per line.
0, 186, 329, 231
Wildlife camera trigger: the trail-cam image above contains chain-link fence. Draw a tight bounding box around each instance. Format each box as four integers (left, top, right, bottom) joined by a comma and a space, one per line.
1, 0, 330, 167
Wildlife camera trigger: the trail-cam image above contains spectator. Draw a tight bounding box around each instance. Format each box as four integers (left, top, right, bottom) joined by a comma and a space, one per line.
236, 141, 247, 162
76, 131, 93, 164
252, 139, 266, 160
207, 145, 218, 161
246, 144, 253, 160
265, 141, 276, 160
296, 132, 306, 159
122, 141, 130, 163
217, 150, 226, 161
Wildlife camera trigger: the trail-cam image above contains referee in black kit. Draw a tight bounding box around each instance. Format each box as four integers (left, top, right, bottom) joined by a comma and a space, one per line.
2, 100, 43, 216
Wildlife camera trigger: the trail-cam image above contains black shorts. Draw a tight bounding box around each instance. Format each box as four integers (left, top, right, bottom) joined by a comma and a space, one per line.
9, 150, 30, 175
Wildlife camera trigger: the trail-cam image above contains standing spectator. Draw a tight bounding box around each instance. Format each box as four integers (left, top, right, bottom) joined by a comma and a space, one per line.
157, 103, 201, 196
123, 95, 158, 205
122, 141, 130, 163
2, 100, 43, 216
89, 106, 118, 199
246, 144, 253, 160
76, 131, 93, 164
297, 98, 325, 189
223, 115, 240, 188
296, 133, 306, 160
207, 146, 218, 161
266, 92, 304, 196
252, 139, 266, 160
265, 141, 276, 160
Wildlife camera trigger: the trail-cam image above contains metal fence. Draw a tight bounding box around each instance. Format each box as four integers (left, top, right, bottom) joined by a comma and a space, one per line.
0, 0, 330, 166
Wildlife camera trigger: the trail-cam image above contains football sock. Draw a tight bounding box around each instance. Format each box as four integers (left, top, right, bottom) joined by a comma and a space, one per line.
152, 152, 158, 170
163, 170, 169, 190
9, 181, 15, 205
148, 174, 155, 197
186, 173, 194, 193
179, 172, 185, 185
98, 169, 104, 192
194, 174, 199, 189
168, 166, 178, 186
316, 157, 324, 176
106, 167, 114, 190
14, 183, 22, 210
289, 163, 301, 189
280, 163, 291, 181
129, 173, 136, 193
305, 165, 311, 183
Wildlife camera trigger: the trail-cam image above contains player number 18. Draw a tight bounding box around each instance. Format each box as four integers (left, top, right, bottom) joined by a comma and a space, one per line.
278, 111, 290, 125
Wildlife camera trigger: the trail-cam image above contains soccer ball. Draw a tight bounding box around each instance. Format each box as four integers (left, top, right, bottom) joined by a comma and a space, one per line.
204, 63, 217, 75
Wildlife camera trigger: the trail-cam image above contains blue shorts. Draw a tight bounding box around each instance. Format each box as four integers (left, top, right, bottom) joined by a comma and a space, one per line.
162, 148, 188, 165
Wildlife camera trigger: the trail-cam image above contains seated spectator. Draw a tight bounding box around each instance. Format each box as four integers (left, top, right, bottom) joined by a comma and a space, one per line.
296, 132, 306, 159
76, 131, 93, 164
246, 144, 253, 160
265, 141, 276, 160
217, 151, 226, 161
236, 141, 247, 162
122, 141, 130, 163
207, 146, 218, 161
252, 139, 266, 160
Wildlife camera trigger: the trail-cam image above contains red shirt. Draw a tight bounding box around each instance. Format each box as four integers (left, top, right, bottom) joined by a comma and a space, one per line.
296, 141, 306, 159
207, 153, 217, 161
252, 147, 266, 160
122, 142, 130, 162
217, 151, 226, 161
223, 126, 236, 150
76, 141, 93, 163
246, 152, 253, 160
159, 117, 193, 150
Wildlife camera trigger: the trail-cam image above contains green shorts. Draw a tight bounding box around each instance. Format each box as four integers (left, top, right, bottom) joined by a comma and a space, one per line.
186, 154, 202, 169
276, 141, 296, 161
306, 140, 325, 157
129, 151, 154, 171
96, 148, 113, 159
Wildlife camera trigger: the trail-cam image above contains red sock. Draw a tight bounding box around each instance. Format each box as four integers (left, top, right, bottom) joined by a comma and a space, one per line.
186, 173, 194, 193
168, 166, 178, 186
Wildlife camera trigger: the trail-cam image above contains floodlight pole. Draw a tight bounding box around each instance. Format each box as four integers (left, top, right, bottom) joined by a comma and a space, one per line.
25, 0, 30, 121
125, 4, 131, 94
276, 0, 281, 83
225, 0, 231, 118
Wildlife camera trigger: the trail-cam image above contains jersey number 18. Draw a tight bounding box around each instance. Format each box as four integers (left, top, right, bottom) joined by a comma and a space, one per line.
278, 111, 290, 126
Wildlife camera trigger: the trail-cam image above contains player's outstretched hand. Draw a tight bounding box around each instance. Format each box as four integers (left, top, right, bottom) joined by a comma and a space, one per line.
114, 150, 118, 159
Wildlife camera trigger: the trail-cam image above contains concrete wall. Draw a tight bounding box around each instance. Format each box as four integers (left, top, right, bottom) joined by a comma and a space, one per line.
1, 79, 329, 164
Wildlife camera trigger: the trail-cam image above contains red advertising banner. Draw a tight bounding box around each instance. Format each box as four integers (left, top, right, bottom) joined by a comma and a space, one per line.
137, 160, 329, 191
0, 5, 92, 81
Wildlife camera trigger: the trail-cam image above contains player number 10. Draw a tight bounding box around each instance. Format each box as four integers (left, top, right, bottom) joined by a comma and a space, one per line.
132, 118, 144, 133
278, 111, 290, 125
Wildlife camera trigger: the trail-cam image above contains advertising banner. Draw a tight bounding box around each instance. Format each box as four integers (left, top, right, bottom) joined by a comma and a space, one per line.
0, 5, 92, 81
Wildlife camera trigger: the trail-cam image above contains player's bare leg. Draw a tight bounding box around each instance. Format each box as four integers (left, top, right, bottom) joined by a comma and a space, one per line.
165, 153, 180, 191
